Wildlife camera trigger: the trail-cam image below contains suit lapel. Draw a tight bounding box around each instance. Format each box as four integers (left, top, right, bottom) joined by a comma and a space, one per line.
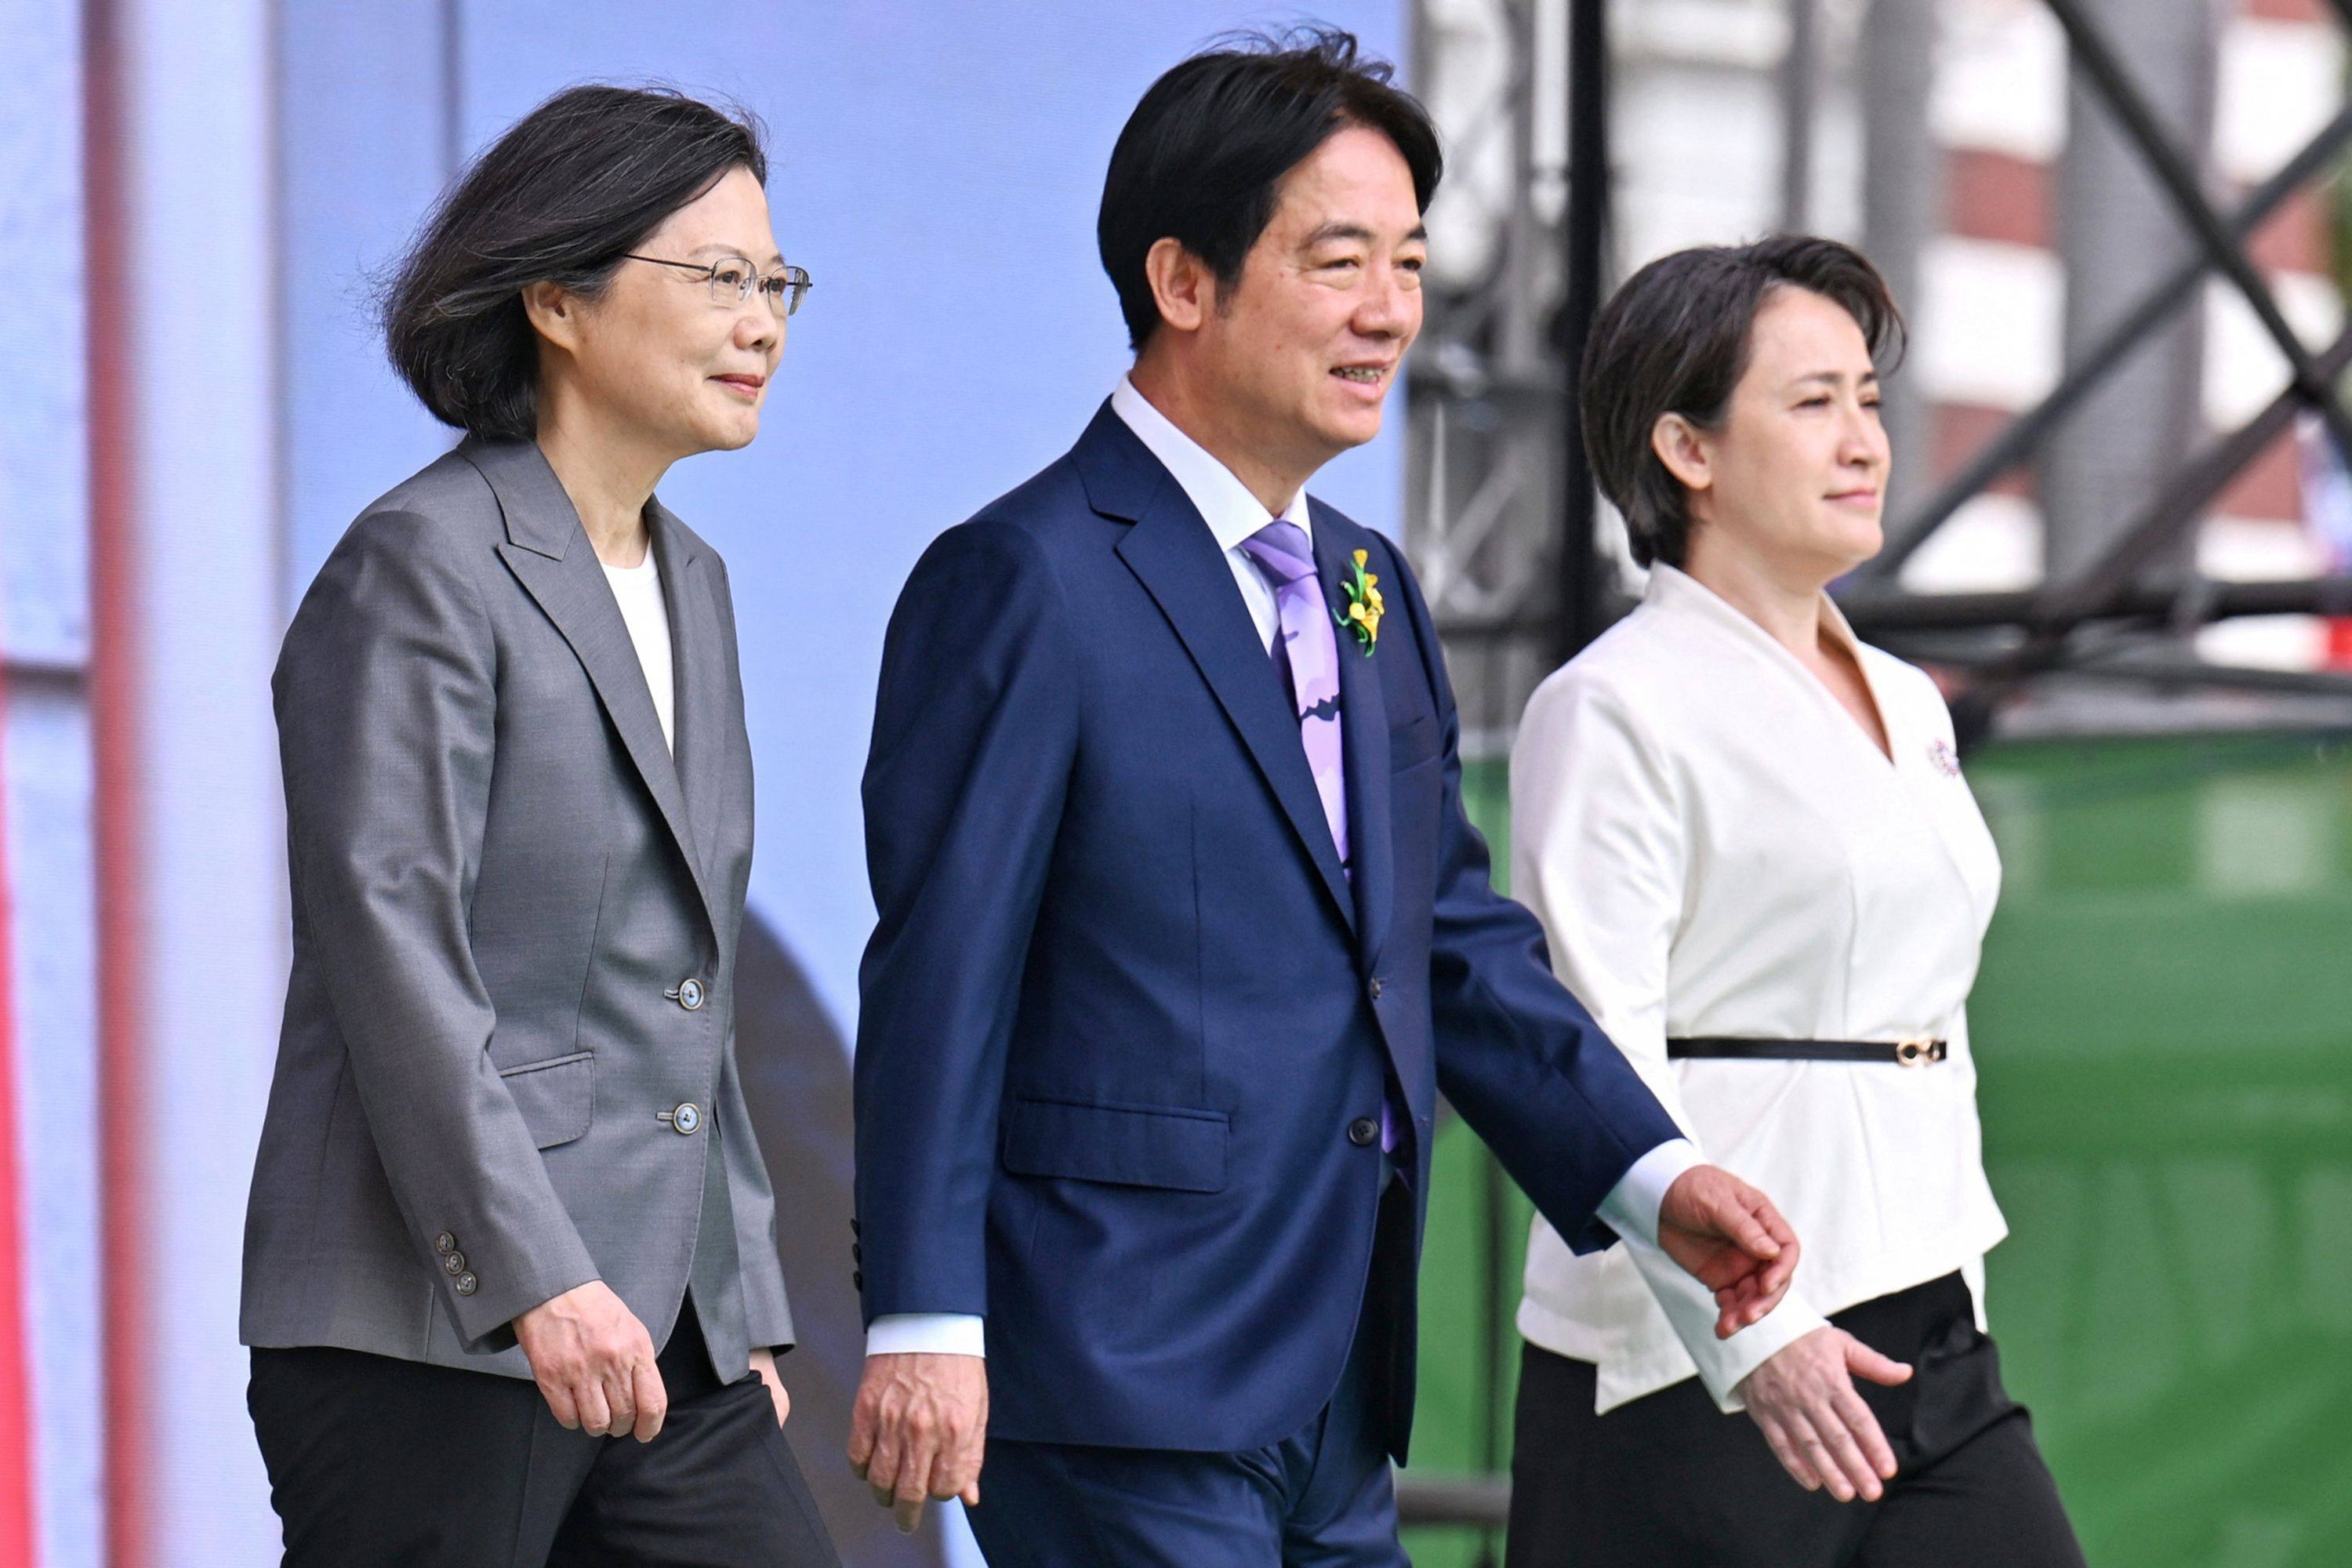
1084, 412, 1356, 932
1314, 505, 1394, 975
651, 502, 730, 901
465, 440, 721, 942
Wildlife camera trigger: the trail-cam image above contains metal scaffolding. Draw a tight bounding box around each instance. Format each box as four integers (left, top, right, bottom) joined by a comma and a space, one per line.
1407, 0, 2352, 760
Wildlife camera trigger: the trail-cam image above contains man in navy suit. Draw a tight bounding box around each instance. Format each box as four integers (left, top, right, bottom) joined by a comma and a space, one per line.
848, 30, 1803, 1564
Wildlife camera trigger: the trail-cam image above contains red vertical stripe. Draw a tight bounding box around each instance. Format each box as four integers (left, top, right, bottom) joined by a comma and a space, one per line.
85, 0, 152, 1563
0, 650, 36, 1563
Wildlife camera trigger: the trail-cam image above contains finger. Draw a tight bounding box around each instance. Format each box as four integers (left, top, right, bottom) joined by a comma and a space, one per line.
847, 1392, 877, 1474
1786, 1410, 1853, 1503
1845, 1341, 1915, 1388
602, 1371, 636, 1439
575, 1379, 613, 1439
1753, 1410, 1820, 1491
632, 1359, 667, 1443
1715, 1189, 1783, 1261
929, 1418, 983, 1504
895, 1422, 943, 1512
895, 1435, 936, 1535
961, 1418, 988, 1506
540, 1378, 583, 1432
1833, 1385, 1898, 1483
865, 1414, 906, 1505
1808, 1397, 1882, 1502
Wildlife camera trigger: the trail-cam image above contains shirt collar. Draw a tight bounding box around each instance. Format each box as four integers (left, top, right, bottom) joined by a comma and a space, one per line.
1645, 561, 1867, 665
1110, 375, 1313, 554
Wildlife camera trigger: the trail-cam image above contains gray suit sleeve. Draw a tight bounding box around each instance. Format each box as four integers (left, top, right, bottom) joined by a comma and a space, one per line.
275, 512, 599, 1348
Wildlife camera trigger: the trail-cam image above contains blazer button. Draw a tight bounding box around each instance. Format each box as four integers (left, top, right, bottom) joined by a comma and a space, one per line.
1348, 1116, 1381, 1147
665, 1102, 703, 1136
674, 978, 706, 1011
1367, 978, 1384, 1001
434, 1232, 456, 1255
453, 1272, 478, 1297
442, 1251, 467, 1275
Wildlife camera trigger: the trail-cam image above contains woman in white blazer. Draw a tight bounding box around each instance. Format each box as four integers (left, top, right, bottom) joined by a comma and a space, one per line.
1502, 237, 2084, 1566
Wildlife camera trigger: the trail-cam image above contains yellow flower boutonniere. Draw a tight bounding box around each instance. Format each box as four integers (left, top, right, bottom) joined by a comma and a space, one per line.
1335, 548, 1383, 656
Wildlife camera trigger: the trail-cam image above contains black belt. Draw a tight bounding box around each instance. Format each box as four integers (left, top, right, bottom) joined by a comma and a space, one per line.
1667, 1036, 1947, 1067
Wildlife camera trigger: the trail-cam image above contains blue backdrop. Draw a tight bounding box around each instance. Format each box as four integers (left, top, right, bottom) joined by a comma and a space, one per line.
281, 1, 1410, 1029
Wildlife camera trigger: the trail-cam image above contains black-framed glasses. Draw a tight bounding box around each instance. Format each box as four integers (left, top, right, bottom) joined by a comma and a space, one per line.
624, 253, 813, 318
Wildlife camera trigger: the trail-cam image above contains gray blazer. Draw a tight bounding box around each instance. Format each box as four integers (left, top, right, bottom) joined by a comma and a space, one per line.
241, 437, 793, 1381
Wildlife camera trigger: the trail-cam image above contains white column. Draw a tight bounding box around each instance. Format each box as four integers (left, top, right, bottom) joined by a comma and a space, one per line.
123, 0, 286, 1558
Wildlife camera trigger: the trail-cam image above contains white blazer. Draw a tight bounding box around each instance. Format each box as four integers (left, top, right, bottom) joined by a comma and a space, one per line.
1510, 564, 2009, 1414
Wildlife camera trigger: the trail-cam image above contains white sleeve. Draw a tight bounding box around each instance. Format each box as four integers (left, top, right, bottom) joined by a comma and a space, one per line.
1595, 1138, 1704, 1246
1510, 670, 1824, 1411
866, 1312, 986, 1358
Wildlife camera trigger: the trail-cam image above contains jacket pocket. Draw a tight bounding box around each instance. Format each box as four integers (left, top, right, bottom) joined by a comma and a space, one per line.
499, 1051, 594, 1149
999, 1096, 1229, 1192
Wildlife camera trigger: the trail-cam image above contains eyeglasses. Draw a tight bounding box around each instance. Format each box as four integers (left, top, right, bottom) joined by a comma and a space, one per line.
624, 252, 813, 318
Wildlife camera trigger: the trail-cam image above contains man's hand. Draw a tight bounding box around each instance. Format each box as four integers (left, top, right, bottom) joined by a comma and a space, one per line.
1656, 1165, 1800, 1338
848, 1352, 988, 1535
748, 1347, 792, 1427
1737, 1326, 1913, 1501
513, 1281, 666, 1442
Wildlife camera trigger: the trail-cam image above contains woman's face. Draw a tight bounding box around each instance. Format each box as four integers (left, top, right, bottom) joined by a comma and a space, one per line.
1658, 285, 1889, 581
544, 165, 788, 459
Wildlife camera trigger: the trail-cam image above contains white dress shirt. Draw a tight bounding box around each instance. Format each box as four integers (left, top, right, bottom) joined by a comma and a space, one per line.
1511, 564, 2009, 1415
602, 550, 674, 753
866, 382, 1697, 1358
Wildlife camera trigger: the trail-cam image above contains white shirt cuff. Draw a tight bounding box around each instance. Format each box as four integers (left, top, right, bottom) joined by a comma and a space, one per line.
865, 1312, 987, 1359
1595, 1138, 1704, 1247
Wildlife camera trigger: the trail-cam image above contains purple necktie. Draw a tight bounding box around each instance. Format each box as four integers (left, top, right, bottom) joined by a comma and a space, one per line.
1240, 521, 1348, 876
1240, 521, 1399, 1157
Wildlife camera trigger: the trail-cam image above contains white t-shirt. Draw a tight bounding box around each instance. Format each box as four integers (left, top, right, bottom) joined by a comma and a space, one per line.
603, 550, 675, 753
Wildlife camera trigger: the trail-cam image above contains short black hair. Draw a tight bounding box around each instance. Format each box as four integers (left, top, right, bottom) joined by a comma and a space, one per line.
1581, 234, 1906, 568
382, 85, 768, 441
1098, 26, 1441, 351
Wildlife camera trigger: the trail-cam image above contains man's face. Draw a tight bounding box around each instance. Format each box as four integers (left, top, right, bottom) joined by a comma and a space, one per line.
1197, 125, 1425, 474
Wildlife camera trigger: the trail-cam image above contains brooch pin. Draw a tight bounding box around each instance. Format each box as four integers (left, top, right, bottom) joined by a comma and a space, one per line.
1928, 739, 1962, 777
1335, 549, 1383, 656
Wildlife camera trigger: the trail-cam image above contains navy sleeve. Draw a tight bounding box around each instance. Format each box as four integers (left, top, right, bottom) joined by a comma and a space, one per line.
853, 521, 1080, 1320
1385, 541, 1683, 1253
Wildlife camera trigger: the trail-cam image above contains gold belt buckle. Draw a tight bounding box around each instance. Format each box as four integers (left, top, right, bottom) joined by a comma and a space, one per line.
1896, 1037, 1934, 1067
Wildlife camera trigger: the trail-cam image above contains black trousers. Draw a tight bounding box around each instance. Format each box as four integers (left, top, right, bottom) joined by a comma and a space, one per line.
249, 1305, 840, 1567
1504, 1273, 2085, 1568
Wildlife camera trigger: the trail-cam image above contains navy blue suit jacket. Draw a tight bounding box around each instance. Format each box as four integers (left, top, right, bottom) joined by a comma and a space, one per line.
855, 405, 1680, 1459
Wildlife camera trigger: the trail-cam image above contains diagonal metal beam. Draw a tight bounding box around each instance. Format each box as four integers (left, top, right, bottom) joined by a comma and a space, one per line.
2042, 0, 2352, 477
1926, 319, 2352, 722
2040, 324, 2352, 629
1862, 96, 2352, 582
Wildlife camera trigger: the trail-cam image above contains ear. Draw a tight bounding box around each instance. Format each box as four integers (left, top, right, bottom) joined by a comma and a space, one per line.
521, 280, 585, 356
1650, 412, 1714, 501
1142, 238, 1212, 336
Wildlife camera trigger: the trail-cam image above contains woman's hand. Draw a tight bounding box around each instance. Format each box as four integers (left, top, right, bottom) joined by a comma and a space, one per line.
1736, 1326, 1912, 1501
748, 1347, 792, 1426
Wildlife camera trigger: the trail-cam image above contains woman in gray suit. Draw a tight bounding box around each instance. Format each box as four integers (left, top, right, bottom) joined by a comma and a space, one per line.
241, 85, 834, 1566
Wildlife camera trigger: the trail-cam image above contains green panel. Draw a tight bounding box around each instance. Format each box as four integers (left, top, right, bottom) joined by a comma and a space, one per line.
1404, 735, 2352, 1567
